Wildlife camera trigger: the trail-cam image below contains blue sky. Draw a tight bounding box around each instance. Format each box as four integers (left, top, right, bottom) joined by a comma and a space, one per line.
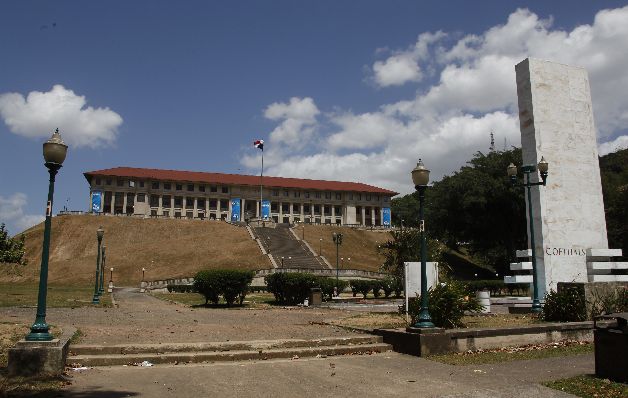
1, 1, 627, 233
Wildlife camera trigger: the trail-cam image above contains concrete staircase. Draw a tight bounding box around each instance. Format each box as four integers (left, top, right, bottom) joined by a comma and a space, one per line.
253, 224, 329, 269
67, 336, 391, 367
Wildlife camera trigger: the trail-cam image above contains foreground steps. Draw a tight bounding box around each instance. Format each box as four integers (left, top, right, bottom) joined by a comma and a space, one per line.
68, 335, 391, 367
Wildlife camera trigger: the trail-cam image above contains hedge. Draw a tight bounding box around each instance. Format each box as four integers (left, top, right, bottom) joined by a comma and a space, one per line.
349, 280, 374, 298
193, 269, 255, 306
317, 278, 348, 301
166, 284, 194, 293
265, 272, 319, 305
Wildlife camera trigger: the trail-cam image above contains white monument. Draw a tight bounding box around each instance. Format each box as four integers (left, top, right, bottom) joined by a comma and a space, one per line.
506, 58, 626, 297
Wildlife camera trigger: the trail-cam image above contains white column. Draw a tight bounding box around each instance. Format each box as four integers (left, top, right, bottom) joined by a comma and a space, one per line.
193, 197, 198, 218
361, 207, 366, 226
241, 199, 246, 221
371, 207, 376, 226
158, 195, 163, 215
122, 192, 128, 214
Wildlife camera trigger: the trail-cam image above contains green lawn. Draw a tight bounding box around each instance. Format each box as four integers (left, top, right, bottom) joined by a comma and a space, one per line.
0, 283, 111, 308
429, 340, 593, 365
544, 375, 628, 398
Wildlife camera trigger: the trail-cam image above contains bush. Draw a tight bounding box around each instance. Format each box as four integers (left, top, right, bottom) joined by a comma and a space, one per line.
392, 276, 404, 298
380, 277, 395, 298
401, 281, 482, 328
588, 286, 628, 317
316, 278, 348, 301
350, 280, 373, 298
541, 287, 587, 322
193, 269, 254, 306
265, 272, 319, 305
167, 284, 194, 293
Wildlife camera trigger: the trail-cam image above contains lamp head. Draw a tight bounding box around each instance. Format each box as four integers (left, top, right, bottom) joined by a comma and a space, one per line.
96, 226, 104, 239
43, 129, 68, 165
507, 163, 517, 177
538, 156, 548, 173
110, 267, 114, 271
142, 267, 146, 272
411, 159, 430, 186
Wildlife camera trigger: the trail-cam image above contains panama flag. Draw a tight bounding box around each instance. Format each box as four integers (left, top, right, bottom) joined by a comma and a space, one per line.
253, 139, 264, 150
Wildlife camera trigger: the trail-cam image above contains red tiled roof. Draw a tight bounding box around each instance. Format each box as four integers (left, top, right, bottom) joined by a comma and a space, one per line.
83, 167, 398, 195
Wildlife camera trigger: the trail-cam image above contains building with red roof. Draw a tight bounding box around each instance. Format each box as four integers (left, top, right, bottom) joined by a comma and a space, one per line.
84, 167, 397, 226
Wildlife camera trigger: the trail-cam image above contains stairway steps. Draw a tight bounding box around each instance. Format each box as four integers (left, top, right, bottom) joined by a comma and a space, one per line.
68, 341, 391, 367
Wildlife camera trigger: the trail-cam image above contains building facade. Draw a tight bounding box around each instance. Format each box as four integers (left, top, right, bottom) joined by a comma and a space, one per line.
84, 167, 397, 226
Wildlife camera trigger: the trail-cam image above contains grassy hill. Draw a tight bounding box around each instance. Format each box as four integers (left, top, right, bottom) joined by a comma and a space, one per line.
1, 215, 270, 284
2, 217, 391, 285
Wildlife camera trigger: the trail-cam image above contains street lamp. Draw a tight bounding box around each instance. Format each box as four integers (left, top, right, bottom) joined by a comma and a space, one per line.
411, 159, 434, 328
281, 256, 284, 268
99, 245, 106, 295
108, 267, 114, 293
332, 233, 343, 285
92, 227, 104, 304
319, 238, 322, 256
26, 129, 68, 341
507, 156, 549, 313
142, 267, 146, 281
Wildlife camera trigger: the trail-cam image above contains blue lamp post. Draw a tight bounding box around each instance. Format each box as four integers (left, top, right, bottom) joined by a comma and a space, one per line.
507, 157, 549, 313
92, 227, 104, 304
26, 129, 68, 341
411, 159, 435, 328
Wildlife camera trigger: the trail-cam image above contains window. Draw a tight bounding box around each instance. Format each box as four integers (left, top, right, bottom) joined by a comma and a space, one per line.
106, 178, 112, 185
304, 205, 310, 213
315, 192, 321, 199
139, 181, 145, 188
292, 204, 300, 212
197, 198, 205, 208
185, 198, 193, 209
272, 190, 279, 196
137, 193, 145, 203
314, 205, 320, 213
366, 194, 371, 201
152, 182, 160, 190
282, 203, 290, 213
210, 185, 217, 192
174, 197, 183, 207
187, 184, 194, 192
357, 193, 362, 200
117, 179, 124, 187
384, 196, 389, 202
271, 202, 278, 212
325, 192, 331, 199
335, 193, 341, 200
150, 195, 159, 207
335, 206, 342, 215
199, 185, 205, 192
293, 191, 300, 198
176, 184, 182, 191
222, 186, 229, 194
349, 193, 353, 200
304, 191, 310, 198
129, 181, 135, 188
164, 183, 171, 190
283, 190, 289, 197
220, 199, 229, 209
162, 195, 171, 207
95, 178, 101, 185
375, 195, 379, 201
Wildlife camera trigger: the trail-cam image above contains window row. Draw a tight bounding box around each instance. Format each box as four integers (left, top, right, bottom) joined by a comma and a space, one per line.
94, 178, 229, 194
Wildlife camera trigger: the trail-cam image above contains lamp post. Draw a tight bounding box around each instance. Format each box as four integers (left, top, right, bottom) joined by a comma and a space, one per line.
411, 159, 434, 328
507, 156, 549, 313
140, 267, 146, 293
319, 238, 322, 256
108, 267, 114, 293
26, 129, 68, 341
92, 227, 104, 304
142, 267, 146, 281
281, 256, 284, 268
332, 233, 343, 285
99, 245, 106, 295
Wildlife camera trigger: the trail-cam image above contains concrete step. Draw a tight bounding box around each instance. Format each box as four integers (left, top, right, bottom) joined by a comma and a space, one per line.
69, 335, 383, 355
67, 340, 391, 367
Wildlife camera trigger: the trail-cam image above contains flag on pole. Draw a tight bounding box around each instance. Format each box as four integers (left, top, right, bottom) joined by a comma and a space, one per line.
253, 139, 264, 150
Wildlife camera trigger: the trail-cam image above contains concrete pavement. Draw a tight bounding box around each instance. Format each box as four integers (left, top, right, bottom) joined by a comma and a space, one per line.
62, 351, 590, 397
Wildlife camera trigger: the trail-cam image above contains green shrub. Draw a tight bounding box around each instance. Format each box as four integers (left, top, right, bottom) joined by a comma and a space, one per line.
541, 287, 587, 322
350, 280, 373, 298
265, 272, 319, 305
588, 286, 628, 318
316, 278, 348, 301
167, 284, 194, 293
392, 276, 404, 298
193, 269, 254, 306
380, 277, 395, 298
401, 281, 482, 328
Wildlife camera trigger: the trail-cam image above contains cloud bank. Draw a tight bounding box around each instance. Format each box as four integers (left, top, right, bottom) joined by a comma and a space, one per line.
0, 193, 44, 233
0, 84, 123, 148
244, 6, 628, 196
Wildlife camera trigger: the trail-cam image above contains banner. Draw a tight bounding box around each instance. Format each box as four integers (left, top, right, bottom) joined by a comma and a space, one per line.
261, 200, 270, 220
231, 198, 241, 222
382, 207, 391, 226
91, 191, 102, 213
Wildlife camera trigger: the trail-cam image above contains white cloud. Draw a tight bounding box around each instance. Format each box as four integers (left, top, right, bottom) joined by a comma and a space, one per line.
0, 84, 123, 148
598, 135, 628, 156
264, 97, 319, 149
245, 6, 628, 195
0, 193, 44, 233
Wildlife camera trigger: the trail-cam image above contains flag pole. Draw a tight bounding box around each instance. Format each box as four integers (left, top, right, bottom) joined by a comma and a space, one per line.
260, 147, 264, 224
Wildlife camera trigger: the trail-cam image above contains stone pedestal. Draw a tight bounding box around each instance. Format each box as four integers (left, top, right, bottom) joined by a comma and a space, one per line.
108, 281, 114, 293
140, 281, 147, 293
8, 327, 74, 376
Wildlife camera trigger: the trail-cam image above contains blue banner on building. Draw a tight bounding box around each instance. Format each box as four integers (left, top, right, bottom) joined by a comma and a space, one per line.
231, 198, 241, 222
261, 200, 270, 220
91, 191, 102, 213
382, 207, 391, 226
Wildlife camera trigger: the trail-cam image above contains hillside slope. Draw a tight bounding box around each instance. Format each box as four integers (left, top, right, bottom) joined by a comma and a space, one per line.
2, 215, 270, 284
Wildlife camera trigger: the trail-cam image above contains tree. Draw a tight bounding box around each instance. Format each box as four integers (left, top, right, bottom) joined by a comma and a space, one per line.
599, 148, 628, 257
0, 223, 27, 265
378, 229, 445, 280
392, 149, 527, 275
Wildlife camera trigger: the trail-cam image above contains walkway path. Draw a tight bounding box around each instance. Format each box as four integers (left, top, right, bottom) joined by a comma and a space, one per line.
2, 287, 357, 345
65, 351, 591, 397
